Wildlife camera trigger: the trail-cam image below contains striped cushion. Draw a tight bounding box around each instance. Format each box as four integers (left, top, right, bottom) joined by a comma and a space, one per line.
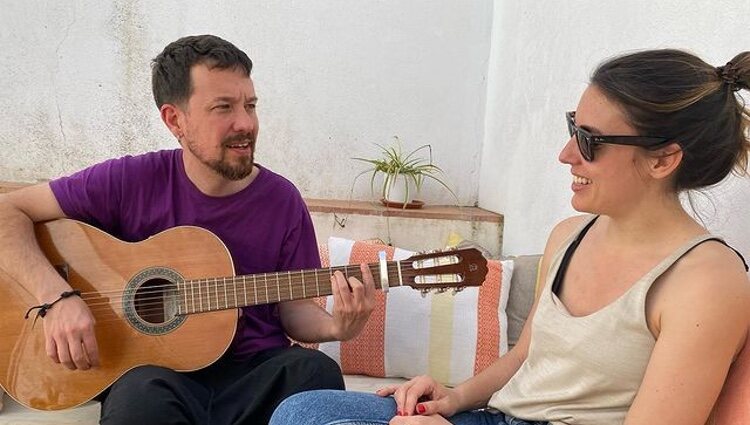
317, 237, 513, 387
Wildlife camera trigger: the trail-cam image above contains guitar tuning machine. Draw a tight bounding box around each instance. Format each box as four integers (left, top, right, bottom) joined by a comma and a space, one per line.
436, 287, 448, 294
452, 287, 465, 295
420, 289, 430, 298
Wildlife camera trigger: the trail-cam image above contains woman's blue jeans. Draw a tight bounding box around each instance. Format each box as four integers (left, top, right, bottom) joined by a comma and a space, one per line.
270, 390, 548, 425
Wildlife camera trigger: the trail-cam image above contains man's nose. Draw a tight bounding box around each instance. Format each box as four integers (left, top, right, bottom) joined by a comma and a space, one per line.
233, 109, 256, 133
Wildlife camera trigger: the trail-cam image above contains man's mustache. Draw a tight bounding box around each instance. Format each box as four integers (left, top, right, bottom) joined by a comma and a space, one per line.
222, 133, 256, 146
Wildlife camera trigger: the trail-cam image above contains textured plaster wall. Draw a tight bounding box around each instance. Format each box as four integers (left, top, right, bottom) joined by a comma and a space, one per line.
0, 0, 493, 205
480, 0, 750, 256
3, 1, 749, 258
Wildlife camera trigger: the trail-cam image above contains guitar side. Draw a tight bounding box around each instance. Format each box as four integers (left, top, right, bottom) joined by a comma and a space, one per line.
0, 219, 238, 410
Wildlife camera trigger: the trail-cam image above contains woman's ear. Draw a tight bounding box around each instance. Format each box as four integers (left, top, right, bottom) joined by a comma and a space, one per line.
648, 142, 683, 180
160, 103, 185, 141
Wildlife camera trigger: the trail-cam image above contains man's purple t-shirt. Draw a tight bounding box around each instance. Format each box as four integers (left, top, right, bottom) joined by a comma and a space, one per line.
49, 149, 321, 357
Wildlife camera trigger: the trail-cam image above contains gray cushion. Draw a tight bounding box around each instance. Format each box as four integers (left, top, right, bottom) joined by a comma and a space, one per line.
505, 254, 542, 349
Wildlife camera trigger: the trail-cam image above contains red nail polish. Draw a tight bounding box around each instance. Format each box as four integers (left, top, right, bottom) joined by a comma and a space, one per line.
416, 404, 425, 414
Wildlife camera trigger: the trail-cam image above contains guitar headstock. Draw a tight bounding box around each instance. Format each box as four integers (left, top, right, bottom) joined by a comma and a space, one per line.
397, 248, 488, 293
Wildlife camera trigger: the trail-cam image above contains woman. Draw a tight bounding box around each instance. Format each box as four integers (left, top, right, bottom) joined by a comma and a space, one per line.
270, 49, 750, 425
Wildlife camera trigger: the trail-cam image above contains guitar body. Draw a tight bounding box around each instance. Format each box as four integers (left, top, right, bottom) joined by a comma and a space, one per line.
0, 219, 238, 410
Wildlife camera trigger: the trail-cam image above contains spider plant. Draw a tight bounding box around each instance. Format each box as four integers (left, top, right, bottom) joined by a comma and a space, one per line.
352, 137, 456, 206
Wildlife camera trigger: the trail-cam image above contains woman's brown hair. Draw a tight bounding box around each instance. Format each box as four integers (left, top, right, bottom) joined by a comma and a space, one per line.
591, 49, 750, 191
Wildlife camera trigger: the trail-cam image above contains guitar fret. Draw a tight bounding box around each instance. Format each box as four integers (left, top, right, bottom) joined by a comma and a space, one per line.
288, 271, 293, 300
223, 277, 228, 309
264, 273, 269, 304
301, 270, 306, 299
275, 272, 281, 301
253, 274, 258, 305
213, 278, 219, 311
190, 280, 195, 314
315, 269, 320, 297
233, 277, 238, 309
242, 276, 247, 307
198, 279, 204, 312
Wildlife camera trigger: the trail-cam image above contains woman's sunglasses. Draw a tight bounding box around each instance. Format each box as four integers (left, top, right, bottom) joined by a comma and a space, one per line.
566, 111, 673, 162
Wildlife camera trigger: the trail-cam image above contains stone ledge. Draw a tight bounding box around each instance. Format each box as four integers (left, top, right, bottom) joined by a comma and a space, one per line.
306, 198, 502, 223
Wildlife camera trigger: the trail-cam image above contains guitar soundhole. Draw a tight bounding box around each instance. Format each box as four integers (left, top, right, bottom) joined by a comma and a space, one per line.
134, 278, 177, 324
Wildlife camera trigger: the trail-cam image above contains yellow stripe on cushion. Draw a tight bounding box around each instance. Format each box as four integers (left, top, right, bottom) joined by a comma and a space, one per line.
428, 292, 454, 385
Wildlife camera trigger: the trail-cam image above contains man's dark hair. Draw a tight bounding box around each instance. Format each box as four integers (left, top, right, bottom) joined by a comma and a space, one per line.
151, 34, 253, 108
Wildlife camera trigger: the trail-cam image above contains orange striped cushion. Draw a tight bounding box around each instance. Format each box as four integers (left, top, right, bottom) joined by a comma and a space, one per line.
317, 237, 513, 387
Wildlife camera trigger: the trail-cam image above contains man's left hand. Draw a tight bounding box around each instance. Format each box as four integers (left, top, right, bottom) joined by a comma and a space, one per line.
328, 263, 376, 340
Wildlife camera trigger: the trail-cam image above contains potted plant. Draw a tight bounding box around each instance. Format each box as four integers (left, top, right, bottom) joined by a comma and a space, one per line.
352, 136, 456, 208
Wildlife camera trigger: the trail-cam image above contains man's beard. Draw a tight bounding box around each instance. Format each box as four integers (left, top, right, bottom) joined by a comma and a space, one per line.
187, 134, 256, 181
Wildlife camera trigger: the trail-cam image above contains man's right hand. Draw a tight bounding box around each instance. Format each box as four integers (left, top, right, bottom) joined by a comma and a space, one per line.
42, 294, 100, 370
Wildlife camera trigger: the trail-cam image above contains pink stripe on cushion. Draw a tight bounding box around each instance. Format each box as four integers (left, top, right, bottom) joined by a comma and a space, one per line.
319, 243, 331, 268
338, 242, 396, 377
474, 260, 502, 375
713, 333, 750, 424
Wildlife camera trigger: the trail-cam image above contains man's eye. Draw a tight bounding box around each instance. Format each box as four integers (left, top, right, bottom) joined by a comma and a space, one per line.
245, 103, 256, 111
215, 104, 230, 110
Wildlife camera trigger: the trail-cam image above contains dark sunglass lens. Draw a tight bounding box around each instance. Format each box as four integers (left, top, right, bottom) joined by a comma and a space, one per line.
577, 131, 594, 161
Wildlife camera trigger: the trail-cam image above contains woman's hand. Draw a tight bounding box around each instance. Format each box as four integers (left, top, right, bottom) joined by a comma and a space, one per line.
389, 414, 452, 425
377, 375, 460, 418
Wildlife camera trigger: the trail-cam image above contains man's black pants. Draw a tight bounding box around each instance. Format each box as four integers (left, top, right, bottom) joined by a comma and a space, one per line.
98, 345, 344, 425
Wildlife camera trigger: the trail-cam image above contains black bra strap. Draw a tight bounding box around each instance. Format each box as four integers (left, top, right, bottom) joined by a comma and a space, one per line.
551, 219, 749, 296
685, 238, 749, 272
551, 216, 598, 296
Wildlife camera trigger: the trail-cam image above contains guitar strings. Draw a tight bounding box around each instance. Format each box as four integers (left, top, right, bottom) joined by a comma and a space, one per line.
64, 266, 424, 325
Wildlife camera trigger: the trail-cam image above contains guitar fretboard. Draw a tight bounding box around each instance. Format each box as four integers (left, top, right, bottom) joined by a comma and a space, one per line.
175, 262, 406, 315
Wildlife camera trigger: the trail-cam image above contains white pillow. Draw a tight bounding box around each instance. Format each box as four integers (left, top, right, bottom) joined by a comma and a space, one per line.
318, 237, 513, 387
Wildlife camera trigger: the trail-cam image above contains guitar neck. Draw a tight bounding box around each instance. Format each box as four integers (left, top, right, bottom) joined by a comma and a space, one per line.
176, 262, 403, 315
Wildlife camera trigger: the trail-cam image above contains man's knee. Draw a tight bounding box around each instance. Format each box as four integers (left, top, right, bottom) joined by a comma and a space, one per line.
101, 365, 201, 425
283, 347, 345, 390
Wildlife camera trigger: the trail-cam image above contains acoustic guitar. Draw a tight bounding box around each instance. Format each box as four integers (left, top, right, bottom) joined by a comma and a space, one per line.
0, 219, 488, 410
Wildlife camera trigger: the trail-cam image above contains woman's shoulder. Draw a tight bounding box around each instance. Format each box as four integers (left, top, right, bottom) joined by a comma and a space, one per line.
656, 239, 750, 343
543, 214, 595, 255
666, 239, 749, 296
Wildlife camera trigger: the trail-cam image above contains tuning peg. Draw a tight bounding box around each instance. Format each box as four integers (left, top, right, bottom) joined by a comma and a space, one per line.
436, 288, 447, 294
420, 289, 430, 298
452, 287, 465, 295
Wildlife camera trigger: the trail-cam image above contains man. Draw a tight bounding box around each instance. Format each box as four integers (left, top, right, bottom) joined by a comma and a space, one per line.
0, 34, 375, 424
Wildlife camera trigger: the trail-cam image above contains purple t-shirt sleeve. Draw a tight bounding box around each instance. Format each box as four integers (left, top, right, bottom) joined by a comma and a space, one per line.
49, 157, 127, 232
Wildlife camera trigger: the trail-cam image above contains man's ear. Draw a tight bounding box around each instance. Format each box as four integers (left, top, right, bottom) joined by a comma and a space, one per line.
160, 103, 185, 141
648, 142, 683, 180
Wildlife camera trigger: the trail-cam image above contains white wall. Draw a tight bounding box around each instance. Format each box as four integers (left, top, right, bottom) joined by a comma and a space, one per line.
0, 0, 493, 205
2, 1, 749, 258
480, 0, 750, 256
